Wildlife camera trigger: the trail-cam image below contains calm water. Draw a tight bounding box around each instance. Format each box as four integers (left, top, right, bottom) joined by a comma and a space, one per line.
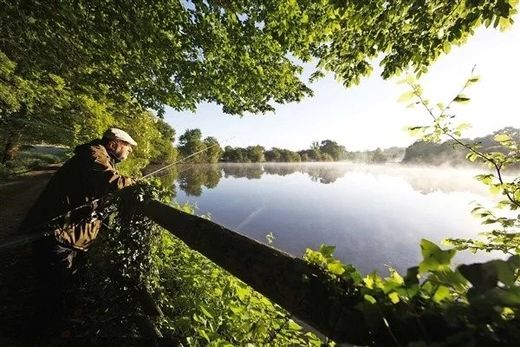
165, 163, 500, 274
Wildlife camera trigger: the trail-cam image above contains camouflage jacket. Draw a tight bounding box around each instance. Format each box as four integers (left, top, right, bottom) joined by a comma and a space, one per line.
23, 139, 134, 250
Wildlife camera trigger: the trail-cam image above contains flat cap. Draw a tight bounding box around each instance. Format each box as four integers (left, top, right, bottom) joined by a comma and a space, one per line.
102, 128, 137, 146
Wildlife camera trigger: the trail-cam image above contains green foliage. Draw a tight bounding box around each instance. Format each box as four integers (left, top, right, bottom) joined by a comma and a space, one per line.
304, 241, 520, 345
222, 140, 401, 163
177, 129, 223, 164
153, 229, 323, 346
265, 148, 301, 162
402, 128, 520, 166
400, 71, 520, 257
83, 183, 323, 345
177, 164, 223, 197
0, 146, 70, 180
202, 136, 223, 164
4, 0, 515, 167
246, 145, 266, 163
178, 129, 205, 162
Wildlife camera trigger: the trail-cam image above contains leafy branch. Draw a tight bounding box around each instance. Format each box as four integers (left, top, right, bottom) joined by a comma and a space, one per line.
399, 69, 520, 255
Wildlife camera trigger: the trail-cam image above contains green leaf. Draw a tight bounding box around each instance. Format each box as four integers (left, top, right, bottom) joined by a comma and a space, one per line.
466, 152, 479, 162
288, 320, 302, 331
398, 91, 415, 103
494, 134, 511, 143
388, 292, 400, 304
475, 174, 494, 185
419, 239, 456, 273
198, 329, 211, 343
364, 294, 377, 304
327, 261, 345, 275
489, 184, 502, 195
453, 94, 471, 104
364, 272, 384, 290
433, 285, 451, 303
199, 305, 214, 319
467, 76, 480, 84
319, 244, 336, 258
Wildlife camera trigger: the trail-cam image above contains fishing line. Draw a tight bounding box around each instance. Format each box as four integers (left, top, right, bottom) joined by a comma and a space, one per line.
140, 137, 234, 180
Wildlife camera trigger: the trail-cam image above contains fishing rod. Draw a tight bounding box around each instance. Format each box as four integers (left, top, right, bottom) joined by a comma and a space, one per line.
0, 137, 234, 252
140, 139, 232, 180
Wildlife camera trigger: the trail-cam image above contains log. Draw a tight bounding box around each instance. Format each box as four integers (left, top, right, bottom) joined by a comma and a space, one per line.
140, 200, 369, 344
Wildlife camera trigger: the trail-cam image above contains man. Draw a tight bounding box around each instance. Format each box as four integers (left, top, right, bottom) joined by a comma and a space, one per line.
22, 128, 137, 339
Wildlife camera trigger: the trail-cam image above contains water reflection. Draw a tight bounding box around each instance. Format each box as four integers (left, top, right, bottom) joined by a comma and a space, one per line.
205, 163, 349, 186
223, 164, 263, 179
176, 164, 222, 196
169, 163, 489, 196
164, 163, 498, 273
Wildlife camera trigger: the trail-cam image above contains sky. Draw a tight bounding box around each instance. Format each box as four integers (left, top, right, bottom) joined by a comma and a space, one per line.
165, 22, 520, 152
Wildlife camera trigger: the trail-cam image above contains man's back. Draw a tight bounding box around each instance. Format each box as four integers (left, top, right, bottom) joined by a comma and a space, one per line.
22, 139, 133, 249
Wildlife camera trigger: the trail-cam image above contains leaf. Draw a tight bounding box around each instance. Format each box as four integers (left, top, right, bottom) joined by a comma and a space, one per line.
383, 268, 404, 293
398, 91, 415, 103
198, 329, 211, 343
199, 305, 214, 319
453, 94, 471, 104
458, 263, 497, 295
489, 184, 502, 195
364, 294, 377, 304
467, 76, 480, 84
466, 152, 479, 162
388, 292, 400, 304
319, 244, 336, 258
475, 174, 494, 185
404, 266, 419, 286
494, 134, 511, 143
288, 320, 302, 331
327, 261, 345, 275
433, 285, 451, 303
419, 239, 456, 273
364, 272, 384, 290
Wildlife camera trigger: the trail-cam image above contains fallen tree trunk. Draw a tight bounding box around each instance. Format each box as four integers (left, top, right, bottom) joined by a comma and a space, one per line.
140, 199, 369, 344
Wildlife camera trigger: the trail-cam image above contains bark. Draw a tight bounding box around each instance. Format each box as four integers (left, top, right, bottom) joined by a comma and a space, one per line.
140, 200, 370, 344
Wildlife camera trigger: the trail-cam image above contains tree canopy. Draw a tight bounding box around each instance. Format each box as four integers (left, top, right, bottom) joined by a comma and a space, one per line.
2, 0, 517, 114
1, 0, 518, 169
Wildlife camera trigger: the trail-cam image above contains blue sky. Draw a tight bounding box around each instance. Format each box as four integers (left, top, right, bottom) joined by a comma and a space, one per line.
165, 23, 519, 151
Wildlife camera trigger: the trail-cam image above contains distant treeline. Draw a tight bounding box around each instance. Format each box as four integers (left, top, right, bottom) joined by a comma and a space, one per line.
402, 127, 520, 166
176, 127, 519, 166
221, 140, 405, 163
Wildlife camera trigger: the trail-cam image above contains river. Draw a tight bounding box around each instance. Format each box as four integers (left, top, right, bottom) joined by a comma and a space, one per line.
163, 162, 502, 274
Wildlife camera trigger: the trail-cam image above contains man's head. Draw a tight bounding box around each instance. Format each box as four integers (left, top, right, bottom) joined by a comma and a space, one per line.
102, 128, 137, 161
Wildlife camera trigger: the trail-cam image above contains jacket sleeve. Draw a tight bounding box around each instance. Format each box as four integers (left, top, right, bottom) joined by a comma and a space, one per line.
90, 148, 134, 194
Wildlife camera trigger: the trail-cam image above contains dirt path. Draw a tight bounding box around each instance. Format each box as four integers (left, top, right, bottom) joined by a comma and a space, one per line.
0, 167, 57, 241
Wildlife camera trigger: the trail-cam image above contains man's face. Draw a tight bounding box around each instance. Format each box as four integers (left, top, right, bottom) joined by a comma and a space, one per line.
113, 140, 133, 161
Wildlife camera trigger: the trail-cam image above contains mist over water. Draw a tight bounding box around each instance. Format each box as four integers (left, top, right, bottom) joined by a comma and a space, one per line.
166, 163, 502, 274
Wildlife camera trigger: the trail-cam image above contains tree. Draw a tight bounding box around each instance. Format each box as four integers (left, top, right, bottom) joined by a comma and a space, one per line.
246, 145, 265, 163
319, 140, 346, 161
178, 129, 204, 162
2, 0, 516, 160
265, 148, 282, 162
371, 148, 387, 163
221, 146, 235, 162
203, 136, 223, 163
